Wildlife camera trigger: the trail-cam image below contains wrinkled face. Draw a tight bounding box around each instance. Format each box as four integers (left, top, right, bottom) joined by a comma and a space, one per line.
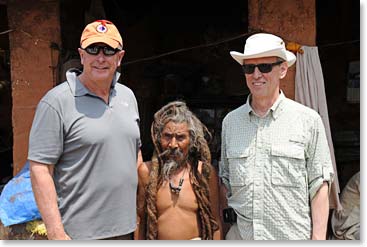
78, 42, 125, 83
160, 121, 190, 162
160, 121, 190, 179
244, 56, 287, 100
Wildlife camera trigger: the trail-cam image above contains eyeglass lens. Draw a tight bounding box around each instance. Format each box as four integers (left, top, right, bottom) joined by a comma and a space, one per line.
242, 61, 282, 74
85, 45, 118, 56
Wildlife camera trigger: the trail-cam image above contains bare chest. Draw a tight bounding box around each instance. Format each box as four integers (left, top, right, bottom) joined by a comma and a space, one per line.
157, 179, 198, 215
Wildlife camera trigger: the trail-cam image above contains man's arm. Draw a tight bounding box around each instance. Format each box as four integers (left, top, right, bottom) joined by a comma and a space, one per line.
136, 149, 143, 169
30, 160, 70, 240
135, 158, 151, 240
311, 182, 329, 240
208, 166, 222, 240
218, 120, 231, 195
218, 120, 232, 237
218, 180, 232, 238
306, 116, 334, 240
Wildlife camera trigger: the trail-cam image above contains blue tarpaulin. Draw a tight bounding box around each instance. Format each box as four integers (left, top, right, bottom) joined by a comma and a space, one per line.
0, 161, 41, 226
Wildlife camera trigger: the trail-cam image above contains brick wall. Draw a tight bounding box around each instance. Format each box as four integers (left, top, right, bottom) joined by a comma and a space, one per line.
7, 0, 61, 175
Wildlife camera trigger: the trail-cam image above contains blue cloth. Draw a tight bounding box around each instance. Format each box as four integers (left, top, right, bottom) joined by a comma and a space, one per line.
0, 161, 41, 226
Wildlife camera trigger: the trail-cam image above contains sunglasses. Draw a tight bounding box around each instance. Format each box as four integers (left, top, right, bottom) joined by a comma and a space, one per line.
83, 45, 121, 56
242, 61, 283, 74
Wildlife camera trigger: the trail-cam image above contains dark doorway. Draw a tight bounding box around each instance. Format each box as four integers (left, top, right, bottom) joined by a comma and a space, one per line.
0, 3, 13, 192
316, 0, 360, 191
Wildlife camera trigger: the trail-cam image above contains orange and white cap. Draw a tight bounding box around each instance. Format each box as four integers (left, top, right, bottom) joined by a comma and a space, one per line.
80, 20, 123, 49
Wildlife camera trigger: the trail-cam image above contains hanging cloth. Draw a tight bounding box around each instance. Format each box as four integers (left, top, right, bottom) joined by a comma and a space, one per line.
295, 46, 342, 211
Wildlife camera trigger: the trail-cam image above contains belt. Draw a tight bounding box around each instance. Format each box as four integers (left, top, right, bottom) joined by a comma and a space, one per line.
100, 232, 133, 240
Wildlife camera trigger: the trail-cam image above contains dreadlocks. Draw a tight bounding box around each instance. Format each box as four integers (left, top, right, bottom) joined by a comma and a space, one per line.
145, 101, 219, 240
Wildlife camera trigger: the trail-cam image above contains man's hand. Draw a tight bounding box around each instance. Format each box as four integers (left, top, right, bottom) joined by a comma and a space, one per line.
47, 230, 71, 240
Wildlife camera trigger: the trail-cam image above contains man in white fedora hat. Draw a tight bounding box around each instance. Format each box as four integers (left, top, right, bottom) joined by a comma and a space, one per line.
219, 33, 334, 240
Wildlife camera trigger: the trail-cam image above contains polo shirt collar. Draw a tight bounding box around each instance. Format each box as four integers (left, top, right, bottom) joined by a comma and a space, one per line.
66, 68, 120, 97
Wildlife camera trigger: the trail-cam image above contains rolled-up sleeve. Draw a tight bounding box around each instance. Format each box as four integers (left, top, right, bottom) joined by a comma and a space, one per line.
306, 115, 334, 201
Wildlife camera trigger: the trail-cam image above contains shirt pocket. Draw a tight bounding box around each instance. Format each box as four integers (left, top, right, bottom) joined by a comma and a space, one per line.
271, 144, 305, 187
226, 148, 252, 187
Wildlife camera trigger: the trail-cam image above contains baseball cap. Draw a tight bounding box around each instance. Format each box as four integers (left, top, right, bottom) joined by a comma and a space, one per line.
80, 20, 123, 49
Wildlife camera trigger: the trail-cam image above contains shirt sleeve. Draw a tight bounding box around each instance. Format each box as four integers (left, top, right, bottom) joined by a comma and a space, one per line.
132, 93, 142, 148
28, 100, 64, 165
306, 115, 334, 201
219, 119, 232, 196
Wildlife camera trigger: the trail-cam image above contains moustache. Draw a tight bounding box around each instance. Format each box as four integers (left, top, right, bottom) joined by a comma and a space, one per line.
160, 148, 184, 159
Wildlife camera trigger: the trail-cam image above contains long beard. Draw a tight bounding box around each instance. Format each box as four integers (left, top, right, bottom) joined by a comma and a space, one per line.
161, 148, 188, 180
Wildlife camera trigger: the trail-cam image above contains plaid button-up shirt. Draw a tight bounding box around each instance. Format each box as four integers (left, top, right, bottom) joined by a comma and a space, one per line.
219, 92, 334, 240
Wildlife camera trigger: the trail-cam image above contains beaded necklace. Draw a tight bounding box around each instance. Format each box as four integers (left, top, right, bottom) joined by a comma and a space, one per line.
169, 168, 186, 194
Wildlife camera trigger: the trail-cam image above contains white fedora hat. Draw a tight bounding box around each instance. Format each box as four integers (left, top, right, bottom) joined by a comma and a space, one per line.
230, 33, 296, 67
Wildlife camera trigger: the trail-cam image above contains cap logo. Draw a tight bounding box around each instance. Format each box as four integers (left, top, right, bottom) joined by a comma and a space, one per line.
96, 24, 108, 33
